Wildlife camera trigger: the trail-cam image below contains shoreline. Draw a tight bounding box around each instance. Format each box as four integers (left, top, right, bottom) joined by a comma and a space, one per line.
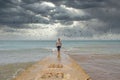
0, 62, 35, 80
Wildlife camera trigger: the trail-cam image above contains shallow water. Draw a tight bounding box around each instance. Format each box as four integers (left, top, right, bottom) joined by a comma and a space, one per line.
0, 40, 120, 65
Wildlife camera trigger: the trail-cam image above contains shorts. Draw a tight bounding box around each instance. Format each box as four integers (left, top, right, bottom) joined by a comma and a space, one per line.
57, 46, 61, 51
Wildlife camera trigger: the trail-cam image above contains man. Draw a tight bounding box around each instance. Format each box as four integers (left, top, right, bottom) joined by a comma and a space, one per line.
56, 38, 62, 58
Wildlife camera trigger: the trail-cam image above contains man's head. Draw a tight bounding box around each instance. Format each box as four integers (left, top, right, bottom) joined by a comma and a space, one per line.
58, 38, 60, 41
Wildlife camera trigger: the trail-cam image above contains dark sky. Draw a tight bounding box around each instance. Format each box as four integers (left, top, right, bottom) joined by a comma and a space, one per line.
0, 0, 120, 40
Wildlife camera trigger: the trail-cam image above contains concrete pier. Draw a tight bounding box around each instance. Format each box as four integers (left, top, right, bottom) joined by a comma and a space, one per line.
14, 53, 92, 80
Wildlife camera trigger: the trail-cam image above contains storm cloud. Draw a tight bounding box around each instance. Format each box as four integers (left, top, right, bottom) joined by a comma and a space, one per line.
0, 0, 120, 40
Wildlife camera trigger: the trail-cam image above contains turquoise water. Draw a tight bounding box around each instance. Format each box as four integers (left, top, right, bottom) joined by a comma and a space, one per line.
0, 40, 120, 64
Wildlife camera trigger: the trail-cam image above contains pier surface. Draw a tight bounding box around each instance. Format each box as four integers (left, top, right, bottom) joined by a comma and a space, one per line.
14, 53, 91, 80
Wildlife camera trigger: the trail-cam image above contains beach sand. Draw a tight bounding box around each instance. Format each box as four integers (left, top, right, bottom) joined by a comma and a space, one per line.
0, 62, 35, 80
69, 54, 120, 80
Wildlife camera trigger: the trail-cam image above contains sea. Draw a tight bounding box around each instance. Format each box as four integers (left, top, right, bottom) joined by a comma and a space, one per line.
0, 40, 120, 65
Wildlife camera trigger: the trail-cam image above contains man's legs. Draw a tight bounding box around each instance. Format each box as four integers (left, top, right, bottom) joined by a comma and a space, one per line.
57, 47, 61, 58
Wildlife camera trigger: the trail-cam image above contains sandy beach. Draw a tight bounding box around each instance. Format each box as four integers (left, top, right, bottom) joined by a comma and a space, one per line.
0, 62, 35, 80
69, 54, 120, 80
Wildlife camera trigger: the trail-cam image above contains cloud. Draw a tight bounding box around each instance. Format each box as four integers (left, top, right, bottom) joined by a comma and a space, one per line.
23, 1, 56, 14
51, 5, 91, 21
60, 0, 106, 9
0, 0, 120, 40
56, 21, 94, 38
84, 0, 120, 34
0, 0, 50, 25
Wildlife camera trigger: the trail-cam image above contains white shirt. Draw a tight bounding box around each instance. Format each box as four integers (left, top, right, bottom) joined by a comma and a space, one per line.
56, 41, 62, 46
